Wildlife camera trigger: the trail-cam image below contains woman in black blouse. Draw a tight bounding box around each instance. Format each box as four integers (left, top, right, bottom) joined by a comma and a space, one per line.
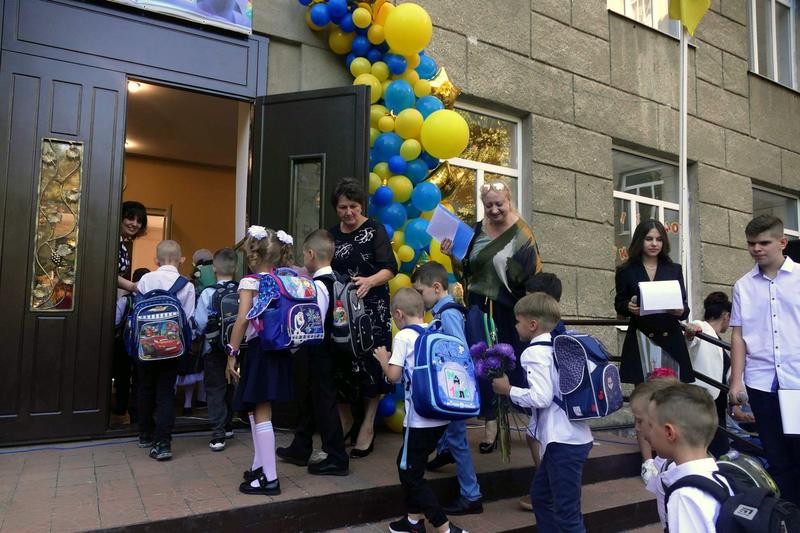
118, 201, 148, 293
329, 178, 397, 458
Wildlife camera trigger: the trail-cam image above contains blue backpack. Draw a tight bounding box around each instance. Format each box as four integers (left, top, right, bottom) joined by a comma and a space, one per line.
403, 321, 480, 421
125, 277, 193, 362
246, 268, 324, 350
550, 333, 624, 420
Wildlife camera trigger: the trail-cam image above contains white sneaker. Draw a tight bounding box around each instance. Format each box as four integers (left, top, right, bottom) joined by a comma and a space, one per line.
225, 429, 235, 438
209, 438, 226, 451
640, 458, 658, 485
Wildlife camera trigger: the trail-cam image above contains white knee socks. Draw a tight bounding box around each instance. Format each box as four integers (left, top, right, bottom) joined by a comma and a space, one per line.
251, 421, 277, 487
249, 414, 261, 471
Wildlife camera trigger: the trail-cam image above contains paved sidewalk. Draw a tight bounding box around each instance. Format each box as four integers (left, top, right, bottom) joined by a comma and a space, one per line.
0, 427, 640, 532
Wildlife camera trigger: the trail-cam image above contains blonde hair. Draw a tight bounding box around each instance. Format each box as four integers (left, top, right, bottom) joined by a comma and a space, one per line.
244, 229, 281, 270
212, 248, 238, 276
480, 180, 513, 204
651, 383, 718, 448
277, 241, 296, 268
391, 287, 425, 318
513, 293, 560, 332
630, 376, 679, 405
303, 229, 335, 262
156, 240, 182, 265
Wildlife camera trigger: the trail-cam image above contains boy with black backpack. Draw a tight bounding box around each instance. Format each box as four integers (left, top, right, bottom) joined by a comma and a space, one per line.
412, 261, 483, 516
132, 240, 195, 461
194, 248, 239, 451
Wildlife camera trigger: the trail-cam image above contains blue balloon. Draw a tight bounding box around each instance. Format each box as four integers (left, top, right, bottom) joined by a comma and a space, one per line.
373, 185, 394, 207
373, 132, 403, 162
351, 35, 371, 57
411, 182, 442, 212
406, 159, 429, 184
404, 201, 421, 219
309, 3, 331, 26
356, 26, 369, 36
384, 54, 408, 75
327, 0, 347, 18
416, 95, 445, 119
384, 80, 416, 114
298, 0, 312, 5
367, 198, 378, 217
383, 223, 395, 240
420, 151, 440, 170
378, 395, 396, 417
405, 218, 432, 249
345, 52, 356, 70
388, 155, 408, 175
416, 55, 438, 80
377, 42, 390, 53
367, 48, 383, 64
378, 202, 408, 230
339, 13, 356, 32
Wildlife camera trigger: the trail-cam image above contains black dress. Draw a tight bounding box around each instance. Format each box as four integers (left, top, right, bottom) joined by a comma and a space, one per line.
330, 218, 397, 399
614, 260, 693, 384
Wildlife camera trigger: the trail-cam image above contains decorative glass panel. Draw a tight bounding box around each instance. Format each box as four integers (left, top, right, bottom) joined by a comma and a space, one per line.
30, 139, 83, 311
291, 158, 323, 264
615, 197, 632, 265
455, 109, 517, 168
444, 167, 478, 226
664, 208, 682, 263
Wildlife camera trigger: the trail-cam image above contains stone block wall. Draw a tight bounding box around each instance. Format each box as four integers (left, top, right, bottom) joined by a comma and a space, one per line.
252, 0, 800, 328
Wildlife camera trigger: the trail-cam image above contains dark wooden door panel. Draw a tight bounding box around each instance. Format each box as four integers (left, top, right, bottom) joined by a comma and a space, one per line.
0, 51, 126, 443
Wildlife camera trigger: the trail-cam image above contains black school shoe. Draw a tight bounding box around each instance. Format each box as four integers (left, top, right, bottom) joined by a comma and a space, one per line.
308, 457, 349, 476
242, 466, 263, 483
388, 517, 425, 533
138, 433, 154, 448
426, 450, 455, 471
149, 441, 172, 461
276, 445, 309, 466
442, 495, 484, 515
239, 474, 280, 496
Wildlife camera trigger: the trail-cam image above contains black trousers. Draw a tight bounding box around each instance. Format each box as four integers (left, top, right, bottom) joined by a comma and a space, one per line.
708, 390, 731, 458
112, 336, 137, 418
204, 351, 234, 438
397, 425, 448, 528
137, 358, 179, 442
291, 349, 349, 465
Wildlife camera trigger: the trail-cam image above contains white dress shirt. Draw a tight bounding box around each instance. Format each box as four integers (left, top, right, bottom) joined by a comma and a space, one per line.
311, 266, 332, 318
509, 333, 593, 459
730, 257, 800, 391
135, 265, 195, 321
662, 457, 732, 533
645, 456, 673, 527
687, 321, 726, 400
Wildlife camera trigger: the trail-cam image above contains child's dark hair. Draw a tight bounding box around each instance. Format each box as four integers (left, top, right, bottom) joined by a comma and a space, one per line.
120, 201, 148, 235
244, 228, 281, 270
303, 229, 335, 261
411, 261, 449, 290
213, 248, 238, 276
331, 177, 368, 212
703, 291, 731, 321
132, 268, 150, 283
621, 219, 671, 268
745, 214, 784, 238
525, 272, 562, 302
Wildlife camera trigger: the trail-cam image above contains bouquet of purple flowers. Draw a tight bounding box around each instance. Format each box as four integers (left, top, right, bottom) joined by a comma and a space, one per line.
471, 341, 518, 463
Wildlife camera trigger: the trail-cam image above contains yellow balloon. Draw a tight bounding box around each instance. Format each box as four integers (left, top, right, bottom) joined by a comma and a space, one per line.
421, 209, 434, 221
370, 104, 388, 127
358, 2, 372, 11
405, 53, 421, 69
440, 200, 455, 214
414, 79, 431, 97
400, 139, 422, 161
397, 244, 415, 263
429, 239, 454, 272
388, 273, 412, 295
378, 115, 395, 133
381, 79, 391, 96
394, 108, 424, 140
370, 127, 380, 146
371, 61, 390, 81
352, 7, 372, 29
384, 3, 432, 55
388, 175, 413, 203
420, 109, 470, 159
328, 28, 355, 55
350, 57, 372, 78
374, 162, 391, 179
397, 69, 420, 86
391, 319, 400, 338
392, 230, 405, 250
354, 73, 382, 104
369, 172, 381, 194
375, 2, 394, 25
384, 401, 405, 433
424, 310, 434, 323
368, 24, 385, 45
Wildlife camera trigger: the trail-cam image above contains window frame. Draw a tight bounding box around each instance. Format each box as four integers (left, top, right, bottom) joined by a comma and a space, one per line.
752, 184, 800, 238
450, 102, 523, 221
607, 0, 682, 39
749, 0, 799, 90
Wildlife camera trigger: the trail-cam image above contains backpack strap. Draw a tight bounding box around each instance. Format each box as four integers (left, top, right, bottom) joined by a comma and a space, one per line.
403, 324, 427, 335
435, 302, 467, 318
167, 276, 189, 296
662, 473, 731, 532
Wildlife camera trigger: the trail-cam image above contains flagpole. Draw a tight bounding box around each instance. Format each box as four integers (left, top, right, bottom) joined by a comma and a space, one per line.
679, 26, 692, 317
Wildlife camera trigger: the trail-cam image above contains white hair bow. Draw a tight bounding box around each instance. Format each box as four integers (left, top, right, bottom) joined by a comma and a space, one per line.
276, 230, 293, 245
247, 225, 268, 240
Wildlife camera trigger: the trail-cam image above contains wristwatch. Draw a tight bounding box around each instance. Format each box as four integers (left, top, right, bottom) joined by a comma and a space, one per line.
226, 344, 240, 358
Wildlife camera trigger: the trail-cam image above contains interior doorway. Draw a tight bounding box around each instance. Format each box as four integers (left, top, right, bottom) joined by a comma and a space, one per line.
112, 80, 250, 433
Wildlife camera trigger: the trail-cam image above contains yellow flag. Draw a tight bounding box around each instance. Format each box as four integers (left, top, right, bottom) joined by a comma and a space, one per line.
668, 0, 712, 36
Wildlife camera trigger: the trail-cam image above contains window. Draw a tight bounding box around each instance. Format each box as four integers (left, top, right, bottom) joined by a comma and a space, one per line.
613, 149, 682, 265
608, 0, 681, 38
749, 0, 799, 90
446, 104, 522, 226
753, 186, 800, 238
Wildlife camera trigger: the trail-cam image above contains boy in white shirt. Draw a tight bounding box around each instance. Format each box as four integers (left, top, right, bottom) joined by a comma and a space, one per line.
492, 293, 593, 532
373, 288, 466, 533
648, 383, 732, 532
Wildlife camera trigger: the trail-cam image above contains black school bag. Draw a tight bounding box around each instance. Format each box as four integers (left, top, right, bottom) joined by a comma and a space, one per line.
663, 471, 800, 533
204, 281, 240, 352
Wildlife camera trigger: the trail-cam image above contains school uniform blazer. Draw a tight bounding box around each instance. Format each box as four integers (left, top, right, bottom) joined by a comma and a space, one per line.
614, 260, 693, 384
